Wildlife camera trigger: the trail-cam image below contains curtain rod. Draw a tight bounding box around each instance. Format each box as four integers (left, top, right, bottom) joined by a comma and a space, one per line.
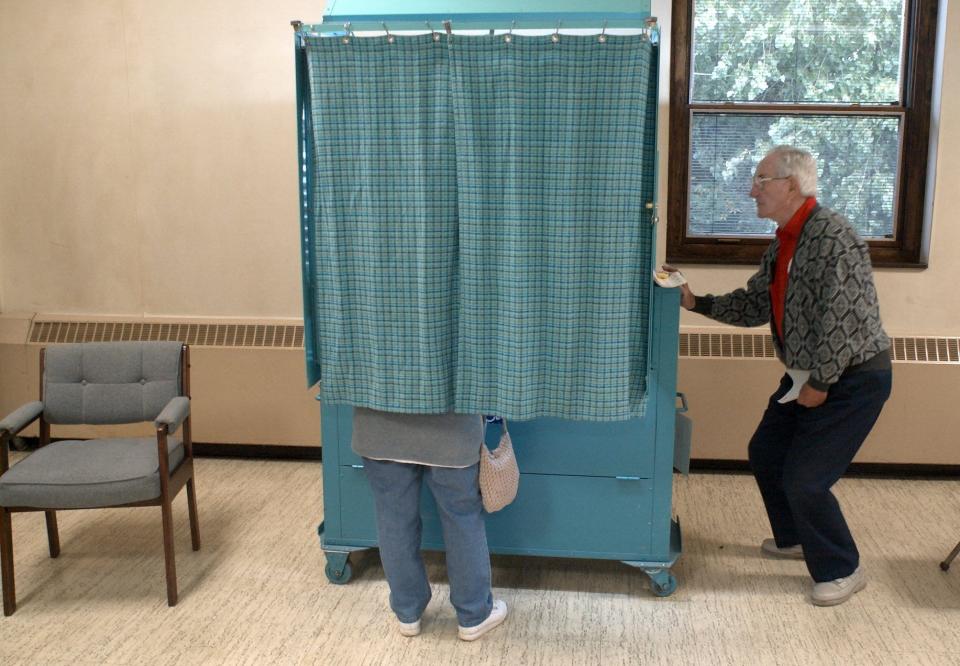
292, 12, 655, 34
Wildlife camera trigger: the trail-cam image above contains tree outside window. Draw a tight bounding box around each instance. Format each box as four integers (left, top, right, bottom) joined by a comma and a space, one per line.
668, 0, 939, 266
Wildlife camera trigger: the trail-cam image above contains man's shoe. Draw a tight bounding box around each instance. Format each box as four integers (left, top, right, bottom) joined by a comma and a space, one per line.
761, 538, 804, 560
458, 599, 508, 641
811, 567, 867, 606
397, 619, 421, 637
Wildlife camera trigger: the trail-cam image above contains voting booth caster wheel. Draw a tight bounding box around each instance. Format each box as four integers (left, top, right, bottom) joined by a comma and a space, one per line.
646, 569, 677, 597
651, 575, 677, 597
324, 553, 353, 584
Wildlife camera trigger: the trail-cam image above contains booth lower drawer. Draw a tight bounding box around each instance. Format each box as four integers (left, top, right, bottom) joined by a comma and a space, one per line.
328, 405, 657, 478
484, 417, 656, 478
331, 465, 655, 559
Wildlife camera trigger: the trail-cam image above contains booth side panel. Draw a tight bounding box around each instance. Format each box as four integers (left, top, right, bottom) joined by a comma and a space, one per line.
650, 287, 681, 558
320, 402, 344, 542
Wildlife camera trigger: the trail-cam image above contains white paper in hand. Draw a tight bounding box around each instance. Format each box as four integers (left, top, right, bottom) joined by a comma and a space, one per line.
778, 368, 812, 404
653, 269, 687, 288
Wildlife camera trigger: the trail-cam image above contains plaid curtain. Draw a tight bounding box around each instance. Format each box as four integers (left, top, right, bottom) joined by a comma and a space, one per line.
450, 35, 657, 419
301, 33, 657, 420
304, 35, 459, 412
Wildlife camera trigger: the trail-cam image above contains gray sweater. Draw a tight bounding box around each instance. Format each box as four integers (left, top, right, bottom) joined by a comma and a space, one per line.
692, 205, 890, 390
351, 408, 483, 467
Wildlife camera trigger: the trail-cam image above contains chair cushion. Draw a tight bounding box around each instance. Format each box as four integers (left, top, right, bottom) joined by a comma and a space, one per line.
44, 342, 183, 425
0, 437, 185, 509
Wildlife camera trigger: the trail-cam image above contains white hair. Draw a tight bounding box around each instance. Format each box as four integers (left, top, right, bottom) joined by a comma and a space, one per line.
767, 145, 818, 197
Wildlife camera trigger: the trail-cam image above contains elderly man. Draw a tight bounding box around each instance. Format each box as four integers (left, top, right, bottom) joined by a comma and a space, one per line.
671, 145, 892, 606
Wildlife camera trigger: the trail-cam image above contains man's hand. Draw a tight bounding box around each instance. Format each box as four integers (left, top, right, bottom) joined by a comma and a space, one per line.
661, 265, 695, 310
797, 383, 828, 408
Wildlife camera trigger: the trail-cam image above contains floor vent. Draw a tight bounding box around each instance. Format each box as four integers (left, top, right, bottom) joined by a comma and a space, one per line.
28, 321, 305, 349
680, 333, 960, 364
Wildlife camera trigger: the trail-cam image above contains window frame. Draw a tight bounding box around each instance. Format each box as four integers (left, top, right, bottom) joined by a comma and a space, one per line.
667, 0, 940, 267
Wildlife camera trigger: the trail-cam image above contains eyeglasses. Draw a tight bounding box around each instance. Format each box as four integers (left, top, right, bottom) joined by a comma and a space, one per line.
752, 175, 790, 189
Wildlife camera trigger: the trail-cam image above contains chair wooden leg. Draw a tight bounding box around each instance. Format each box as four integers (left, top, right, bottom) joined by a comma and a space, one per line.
44, 511, 60, 558
1, 508, 15, 616
160, 497, 178, 606
186, 478, 201, 552
941, 540, 960, 571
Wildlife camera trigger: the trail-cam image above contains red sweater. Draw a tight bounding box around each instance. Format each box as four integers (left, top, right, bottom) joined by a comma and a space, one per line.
770, 197, 817, 340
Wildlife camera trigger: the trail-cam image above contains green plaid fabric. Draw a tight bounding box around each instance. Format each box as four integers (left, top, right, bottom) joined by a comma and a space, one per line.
305, 35, 459, 412
301, 34, 657, 419
450, 35, 657, 419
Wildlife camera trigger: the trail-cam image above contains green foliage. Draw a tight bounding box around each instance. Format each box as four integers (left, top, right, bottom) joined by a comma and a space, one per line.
689, 0, 904, 237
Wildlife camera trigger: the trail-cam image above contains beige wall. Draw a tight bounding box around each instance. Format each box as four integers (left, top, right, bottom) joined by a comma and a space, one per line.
0, 0, 318, 318
0, 2, 957, 459
1, 1, 954, 327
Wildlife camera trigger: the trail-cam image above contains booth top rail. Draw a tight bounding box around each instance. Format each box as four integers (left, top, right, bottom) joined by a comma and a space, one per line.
297, 14, 652, 33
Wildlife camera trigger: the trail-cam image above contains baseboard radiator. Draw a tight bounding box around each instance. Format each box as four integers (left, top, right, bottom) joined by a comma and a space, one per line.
29, 320, 959, 364
676, 330, 960, 466
4, 318, 957, 465
0, 317, 319, 449
680, 331, 960, 364
29, 320, 304, 349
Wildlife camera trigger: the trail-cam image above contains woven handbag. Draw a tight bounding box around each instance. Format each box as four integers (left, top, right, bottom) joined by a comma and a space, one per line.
479, 419, 519, 513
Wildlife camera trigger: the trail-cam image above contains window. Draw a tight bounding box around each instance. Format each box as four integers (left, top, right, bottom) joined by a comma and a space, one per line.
668, 0, 939, 266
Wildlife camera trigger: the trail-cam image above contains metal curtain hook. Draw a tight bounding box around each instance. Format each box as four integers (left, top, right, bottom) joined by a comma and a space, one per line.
381, 22, 395, 44
551, 20, 561, 43
598, 20, 608, 43
426, 21, 440, 42
341, 21, 352, 45
504, 20, 515, 43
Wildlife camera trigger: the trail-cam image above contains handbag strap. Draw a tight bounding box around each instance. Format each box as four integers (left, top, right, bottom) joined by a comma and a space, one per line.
480, 416, 509, 441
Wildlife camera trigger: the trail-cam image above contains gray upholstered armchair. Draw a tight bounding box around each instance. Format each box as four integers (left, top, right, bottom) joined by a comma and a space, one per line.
0, 341, 200, 616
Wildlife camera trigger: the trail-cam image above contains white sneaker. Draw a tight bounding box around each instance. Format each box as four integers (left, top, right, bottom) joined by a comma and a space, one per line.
458, 599, 508, 641
761, 538, 804, 560
397, 619, 421, 637
811, 567, 867, 606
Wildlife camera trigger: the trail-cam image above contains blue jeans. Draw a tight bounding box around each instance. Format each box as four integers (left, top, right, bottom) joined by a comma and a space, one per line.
362, 457, 493, 627
748, 368, 892, 582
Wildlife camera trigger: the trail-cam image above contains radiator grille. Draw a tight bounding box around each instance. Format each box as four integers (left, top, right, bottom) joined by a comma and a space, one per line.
679, 333, 960, 364
679, 333, 777, 359
24, 322, 960, 362
28, 321, 304, 349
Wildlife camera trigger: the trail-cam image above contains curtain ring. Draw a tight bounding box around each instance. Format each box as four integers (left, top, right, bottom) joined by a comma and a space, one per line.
381, 22, 395, 44
504, 20, 515, 44
551, 20, 561, 43
598, 20, 608, 43
426, 21, 441, 42
341, 21, 353, 45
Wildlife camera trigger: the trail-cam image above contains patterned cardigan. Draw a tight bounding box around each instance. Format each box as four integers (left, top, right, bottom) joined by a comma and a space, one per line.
692, 205, 890, 391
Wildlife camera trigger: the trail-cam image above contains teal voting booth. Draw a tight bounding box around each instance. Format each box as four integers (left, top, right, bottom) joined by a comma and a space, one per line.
294, 1, 691, 596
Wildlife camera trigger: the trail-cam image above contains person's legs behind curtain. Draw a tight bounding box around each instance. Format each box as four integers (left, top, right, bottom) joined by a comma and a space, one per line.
424, 463, 507, 639
363, 458, 432, 628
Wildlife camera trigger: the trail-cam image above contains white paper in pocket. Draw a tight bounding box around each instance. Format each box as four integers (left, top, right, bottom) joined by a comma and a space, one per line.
778, 368, 812, 404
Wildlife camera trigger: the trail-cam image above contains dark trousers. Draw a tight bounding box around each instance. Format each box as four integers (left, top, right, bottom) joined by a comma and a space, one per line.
748, 368, 892, 582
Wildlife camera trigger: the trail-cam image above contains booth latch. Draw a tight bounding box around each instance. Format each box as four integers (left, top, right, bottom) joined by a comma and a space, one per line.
645, 202, 659, 226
